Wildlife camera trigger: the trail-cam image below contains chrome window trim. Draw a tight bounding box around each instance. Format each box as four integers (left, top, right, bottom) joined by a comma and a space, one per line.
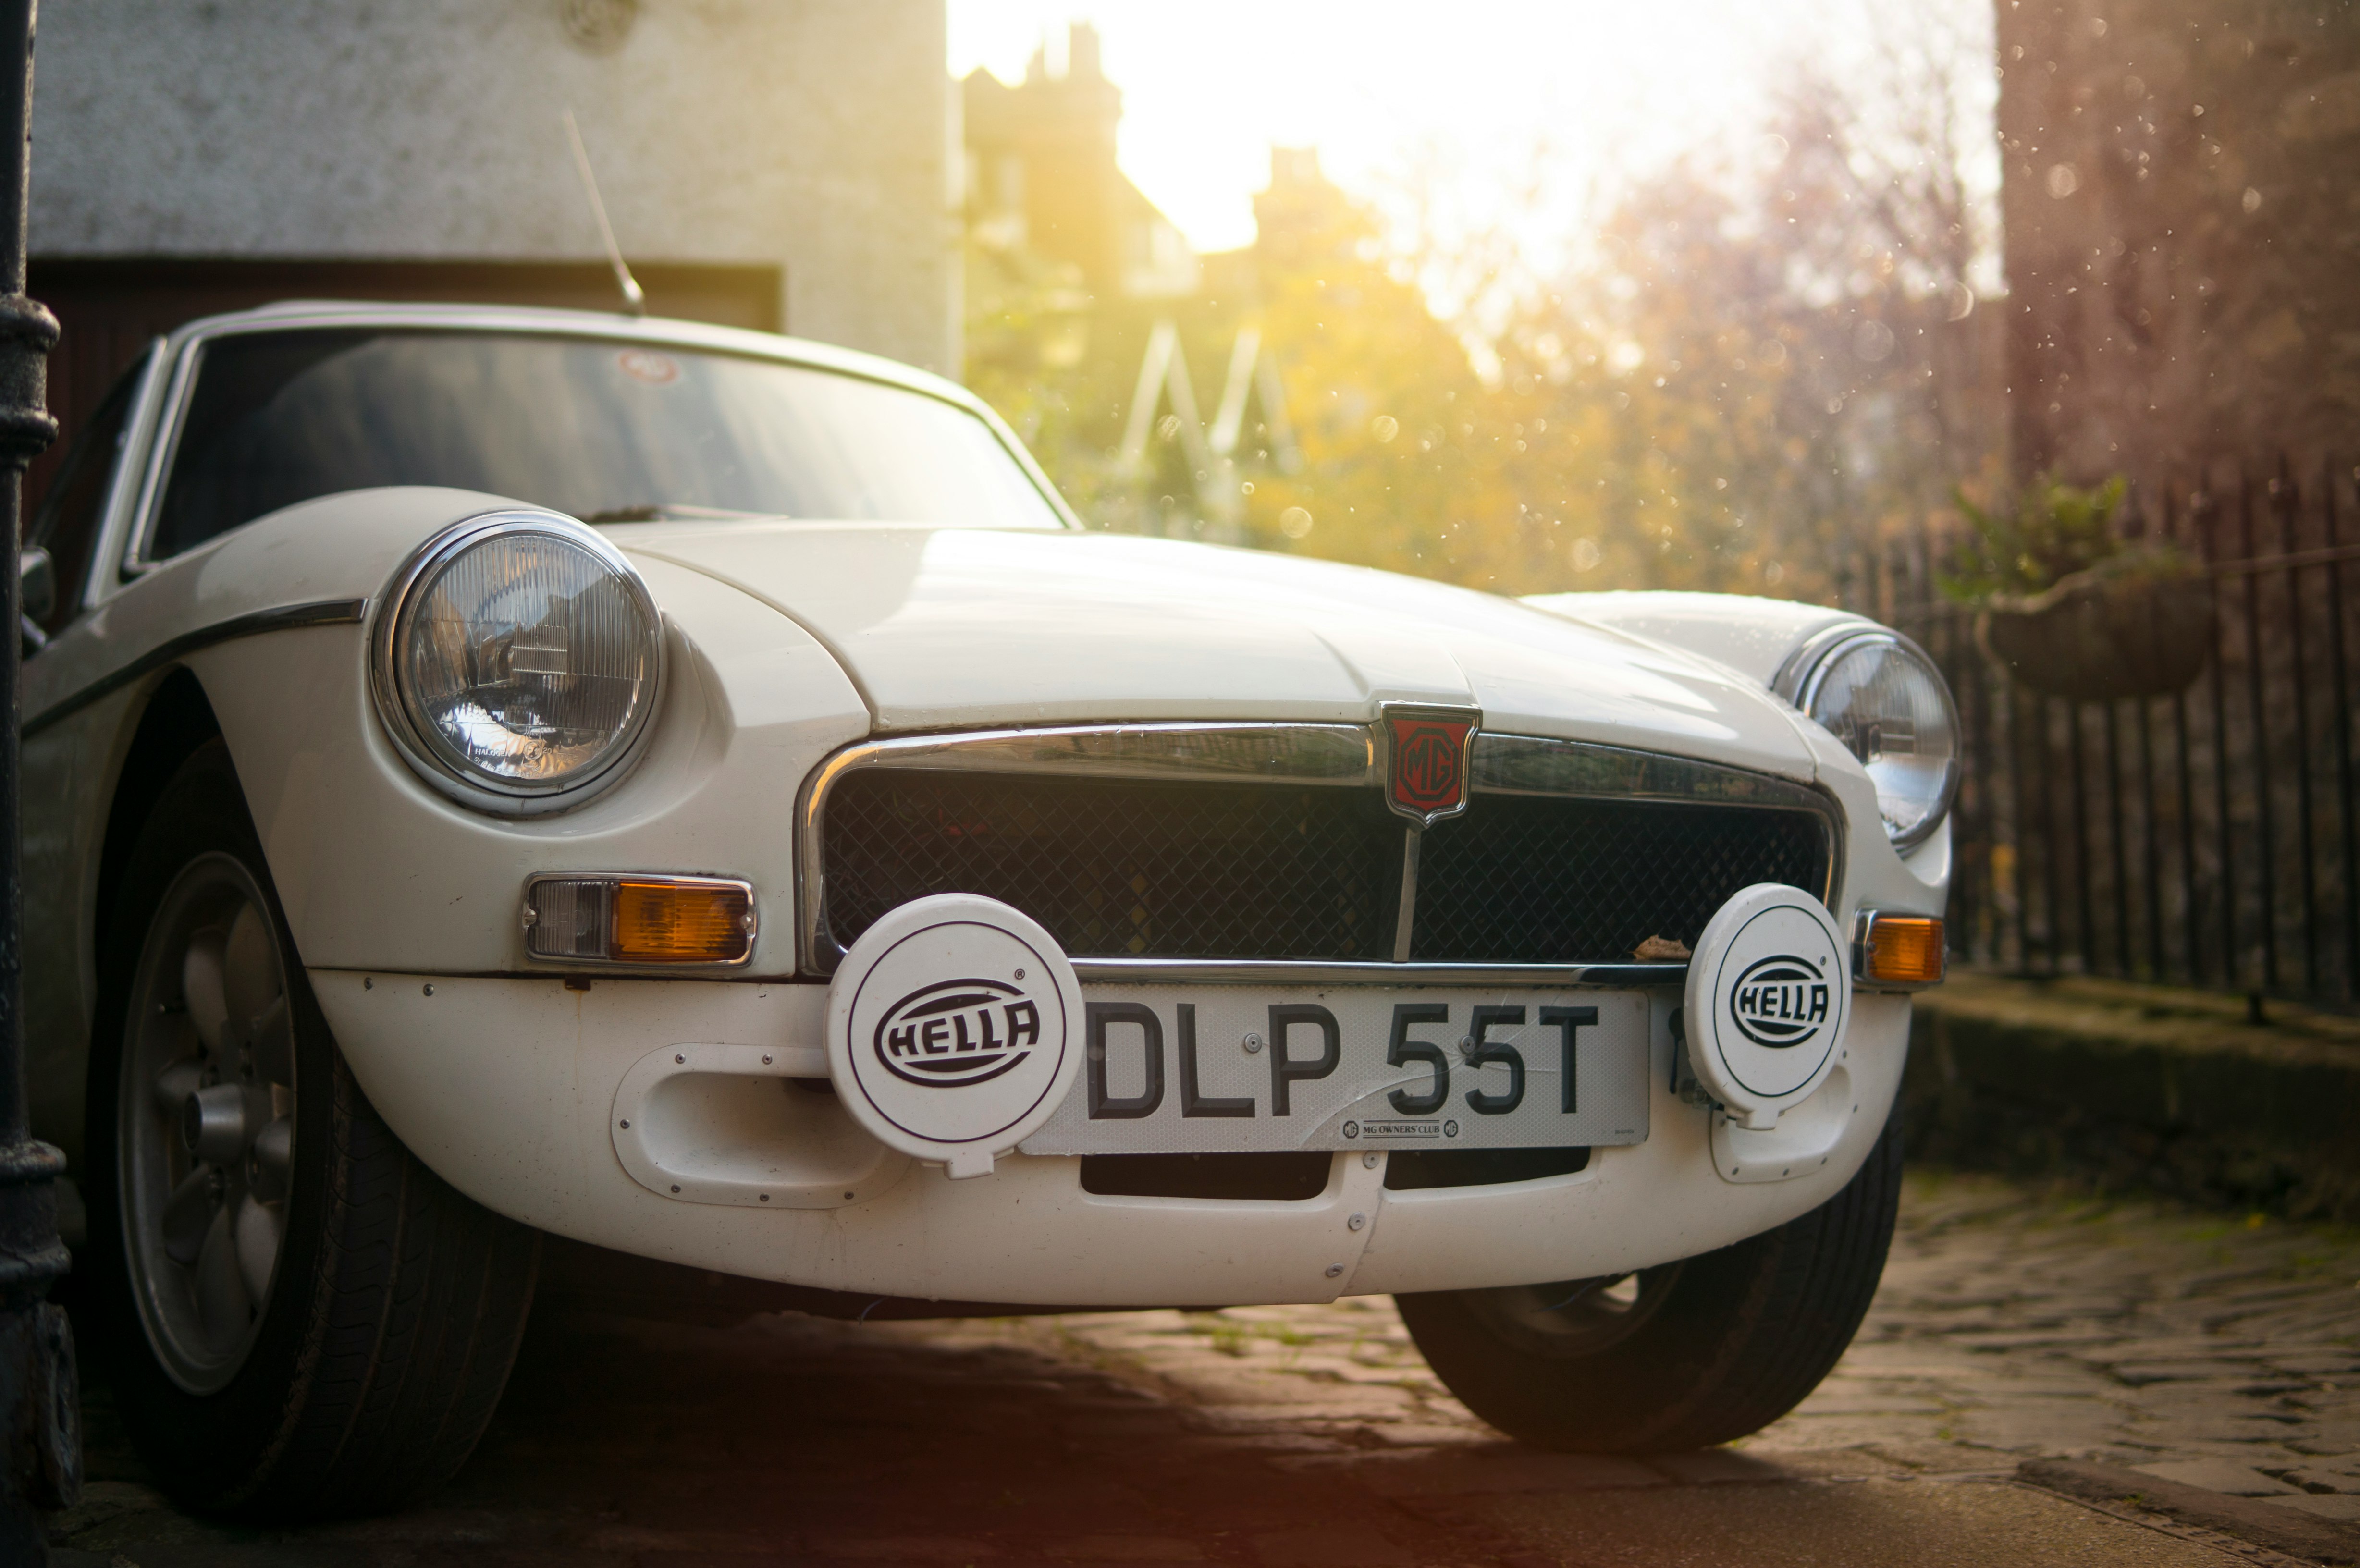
115, 332, 204, 582
59, 336, 167, 613
798, 722, 1845, 977
368, 509, 668, 816
117, 305, 1079, 576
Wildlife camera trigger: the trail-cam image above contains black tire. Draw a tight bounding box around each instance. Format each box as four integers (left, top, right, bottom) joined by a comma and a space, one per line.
82, 738, 541, 1519
1396, 1115, 1902, 1452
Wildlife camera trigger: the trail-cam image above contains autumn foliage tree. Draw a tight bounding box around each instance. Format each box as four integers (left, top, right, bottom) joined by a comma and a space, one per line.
970, 9, 2003, 608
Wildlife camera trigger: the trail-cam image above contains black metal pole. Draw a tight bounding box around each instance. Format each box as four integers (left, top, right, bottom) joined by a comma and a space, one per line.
0, 0, 74, 1560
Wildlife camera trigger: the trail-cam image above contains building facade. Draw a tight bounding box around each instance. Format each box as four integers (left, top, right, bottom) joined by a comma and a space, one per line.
28, 0, 959, 493
961, 24, 1198, 307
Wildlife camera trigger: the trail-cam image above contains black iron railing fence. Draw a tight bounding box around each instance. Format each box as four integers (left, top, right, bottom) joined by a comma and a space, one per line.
1848, 460, 2360, 1011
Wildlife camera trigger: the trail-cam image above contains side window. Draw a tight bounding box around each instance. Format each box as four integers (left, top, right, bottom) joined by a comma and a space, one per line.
27, 349, 149, 638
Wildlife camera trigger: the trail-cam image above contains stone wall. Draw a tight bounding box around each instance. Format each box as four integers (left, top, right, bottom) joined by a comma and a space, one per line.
29, 0, 958, 374
1901, 973, 2360, 1221
1998, 0, 2360, 484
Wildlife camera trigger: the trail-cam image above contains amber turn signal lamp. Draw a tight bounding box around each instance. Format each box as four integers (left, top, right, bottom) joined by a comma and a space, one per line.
1856, 911, 1945, 986
523, 874, 755, 966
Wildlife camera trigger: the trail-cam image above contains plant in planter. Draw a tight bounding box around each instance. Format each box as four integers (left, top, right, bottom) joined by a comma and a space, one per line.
1940, 475, 2212, 702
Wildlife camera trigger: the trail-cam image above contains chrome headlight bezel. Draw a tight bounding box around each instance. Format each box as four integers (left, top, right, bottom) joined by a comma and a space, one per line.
368, 509, 666, 817
1777, 623, 1960, 852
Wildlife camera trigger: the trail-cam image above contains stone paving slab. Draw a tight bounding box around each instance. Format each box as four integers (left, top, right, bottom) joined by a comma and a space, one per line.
1459, 1479, 2263, 1568
41, 1170, 2360, 1566
2018, 1458, 2360, 1564
2137, 1461, 2305, 1496
1267, 1448, 1670, 1494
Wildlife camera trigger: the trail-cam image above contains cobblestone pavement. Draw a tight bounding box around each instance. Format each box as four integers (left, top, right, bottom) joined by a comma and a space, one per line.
1765, 1171, 2360, 1503
42, 1171, 2360, 1567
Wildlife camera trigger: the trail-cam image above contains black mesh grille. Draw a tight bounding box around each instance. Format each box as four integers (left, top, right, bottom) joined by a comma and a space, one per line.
822, 770, 1828, 964
1411, 796, 1828, 963
822, 772, 1400, 959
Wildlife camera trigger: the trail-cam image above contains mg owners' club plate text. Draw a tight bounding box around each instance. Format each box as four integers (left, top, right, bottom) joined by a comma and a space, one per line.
1020, 987, 1652, 1156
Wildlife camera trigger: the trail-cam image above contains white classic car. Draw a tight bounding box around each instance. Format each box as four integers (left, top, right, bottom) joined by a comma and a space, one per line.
21, 301, 1954, 1516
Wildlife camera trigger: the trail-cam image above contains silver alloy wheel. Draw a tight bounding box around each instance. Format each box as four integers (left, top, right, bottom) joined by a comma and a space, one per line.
119, 852, 298, 1394
1465, 1262, 1686, 1359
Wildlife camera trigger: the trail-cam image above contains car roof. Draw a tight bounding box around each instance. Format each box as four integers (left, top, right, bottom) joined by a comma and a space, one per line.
157, 298, 985, 415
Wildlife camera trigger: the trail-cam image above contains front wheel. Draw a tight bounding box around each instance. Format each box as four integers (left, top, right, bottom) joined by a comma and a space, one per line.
84, 740, 541, 1518
1397, 1117, 1902, 1452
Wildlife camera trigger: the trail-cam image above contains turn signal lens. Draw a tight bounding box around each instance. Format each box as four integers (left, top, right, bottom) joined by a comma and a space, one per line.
614, 880, 752, 963
524, 875, 754, 965
1857, 912, 1945, 986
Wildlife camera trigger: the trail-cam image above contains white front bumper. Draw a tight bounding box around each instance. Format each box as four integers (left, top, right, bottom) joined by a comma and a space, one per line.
312, 971, 1908, 1306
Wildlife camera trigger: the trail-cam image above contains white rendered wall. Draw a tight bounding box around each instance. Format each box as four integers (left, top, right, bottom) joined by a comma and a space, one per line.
28, 0, 959, 374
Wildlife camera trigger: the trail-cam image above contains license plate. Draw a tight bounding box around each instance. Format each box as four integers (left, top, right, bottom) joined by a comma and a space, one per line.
1019, 986, 1653, 1156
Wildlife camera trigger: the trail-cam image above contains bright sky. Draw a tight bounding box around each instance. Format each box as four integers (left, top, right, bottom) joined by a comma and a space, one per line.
947, 1, 1994, 257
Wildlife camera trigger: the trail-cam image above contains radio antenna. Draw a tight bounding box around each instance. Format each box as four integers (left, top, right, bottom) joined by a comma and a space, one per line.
563, 107, 646, 316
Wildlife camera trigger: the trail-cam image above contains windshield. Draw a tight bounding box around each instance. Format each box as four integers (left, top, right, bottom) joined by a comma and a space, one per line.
148, 328, 1065, 560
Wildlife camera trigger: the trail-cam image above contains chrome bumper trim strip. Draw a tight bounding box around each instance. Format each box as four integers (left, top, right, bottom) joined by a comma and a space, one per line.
1069, 958, 1689, 987
24, 597, 367, 738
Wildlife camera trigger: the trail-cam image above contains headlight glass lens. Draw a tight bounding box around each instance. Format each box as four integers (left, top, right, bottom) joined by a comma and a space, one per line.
396, 527, 660, 792
1807, 636, 1959, 848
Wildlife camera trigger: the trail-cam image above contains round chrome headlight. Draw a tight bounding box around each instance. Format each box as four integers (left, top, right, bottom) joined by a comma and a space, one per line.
1793, 629, 1959, 850
371, 511, 664, 811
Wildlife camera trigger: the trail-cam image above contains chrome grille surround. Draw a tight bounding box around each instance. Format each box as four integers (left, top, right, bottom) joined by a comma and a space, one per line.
797, 722, 1845, 980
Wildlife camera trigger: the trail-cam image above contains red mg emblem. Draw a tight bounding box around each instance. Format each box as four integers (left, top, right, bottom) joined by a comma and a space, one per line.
1382, 705, 1479, 826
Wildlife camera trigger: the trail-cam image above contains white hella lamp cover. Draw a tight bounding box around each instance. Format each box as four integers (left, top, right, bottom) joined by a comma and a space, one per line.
1683, 883, 1851, 1130
826, 894, 1083, 1178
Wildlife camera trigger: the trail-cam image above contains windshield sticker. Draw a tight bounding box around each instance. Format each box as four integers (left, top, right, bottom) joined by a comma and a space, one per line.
616, 348, 680, 385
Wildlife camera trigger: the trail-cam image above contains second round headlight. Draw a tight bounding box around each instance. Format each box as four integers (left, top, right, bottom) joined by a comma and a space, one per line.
1798, 630, 1959, 850
374, 511, 664, 809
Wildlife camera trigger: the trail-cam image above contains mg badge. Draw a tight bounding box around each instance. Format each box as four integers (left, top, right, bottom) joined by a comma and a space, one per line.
1381, 703, 1479, 826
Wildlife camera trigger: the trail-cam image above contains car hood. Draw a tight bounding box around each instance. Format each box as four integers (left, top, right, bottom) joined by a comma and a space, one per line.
614, 522, 1824, 780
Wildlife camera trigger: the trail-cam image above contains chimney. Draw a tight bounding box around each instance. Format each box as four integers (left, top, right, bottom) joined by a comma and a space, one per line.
1069, 22, 1103, 81
1271, 147, 1323, 189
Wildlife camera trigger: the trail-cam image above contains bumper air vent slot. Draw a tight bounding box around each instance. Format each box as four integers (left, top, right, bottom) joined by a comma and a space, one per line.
1080, 1152, 1334, 1201
1384, 1146, 1591, 1190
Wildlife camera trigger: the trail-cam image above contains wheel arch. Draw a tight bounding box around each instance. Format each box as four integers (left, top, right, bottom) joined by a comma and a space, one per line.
94, 667, 227, 992
45, 666, 233, 1200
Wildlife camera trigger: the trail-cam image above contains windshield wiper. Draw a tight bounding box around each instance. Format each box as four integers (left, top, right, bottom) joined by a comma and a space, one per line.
578, 503, 773, 524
